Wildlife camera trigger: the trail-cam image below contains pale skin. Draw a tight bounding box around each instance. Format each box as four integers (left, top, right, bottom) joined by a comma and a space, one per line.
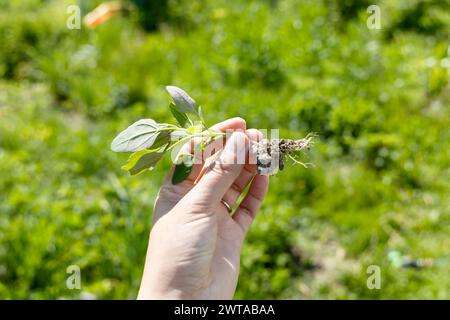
138, 118, 269, 299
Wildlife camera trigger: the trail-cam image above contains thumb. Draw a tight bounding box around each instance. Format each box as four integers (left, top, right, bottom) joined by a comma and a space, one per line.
192, 131, 249, 204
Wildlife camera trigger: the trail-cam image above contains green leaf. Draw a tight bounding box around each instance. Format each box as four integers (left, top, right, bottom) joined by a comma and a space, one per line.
151, 128, 173, 149
111, 119, 171, 152
166, 86, 196, 113
172, 153, 194, 184
171, 129, 190, 140
169, 102, 191, 128
122, 148, 166, 175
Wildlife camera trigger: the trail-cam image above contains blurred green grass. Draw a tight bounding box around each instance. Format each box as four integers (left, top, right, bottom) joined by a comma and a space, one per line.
0, 0, 449, 299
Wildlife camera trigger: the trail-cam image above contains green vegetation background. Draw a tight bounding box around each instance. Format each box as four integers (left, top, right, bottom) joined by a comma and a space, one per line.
0, 0, 449, 299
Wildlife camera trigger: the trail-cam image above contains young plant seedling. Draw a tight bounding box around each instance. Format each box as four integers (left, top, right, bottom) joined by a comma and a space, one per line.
111, 86, 315, 184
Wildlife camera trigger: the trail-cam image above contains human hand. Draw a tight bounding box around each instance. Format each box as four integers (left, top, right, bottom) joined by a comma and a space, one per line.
137, 118, 269, 299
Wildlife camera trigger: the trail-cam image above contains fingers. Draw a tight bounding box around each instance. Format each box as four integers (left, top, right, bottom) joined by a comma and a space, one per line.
221, 129, 263, 207
192, 131, 250, 204
245, 128, 263, 164
164, 117, 246, 185
232, 174, 269, 235
192, 117, 247, 166
188, 118, 246, 184
183, 117, 247, 156
211, 117, 247, 133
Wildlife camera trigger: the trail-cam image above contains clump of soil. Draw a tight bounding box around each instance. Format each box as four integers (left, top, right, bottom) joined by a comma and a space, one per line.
250, 134, 315, 175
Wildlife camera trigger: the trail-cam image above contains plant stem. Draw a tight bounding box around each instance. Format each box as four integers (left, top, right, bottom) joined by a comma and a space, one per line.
166, 130, 226, 152
166, 135, 192, 152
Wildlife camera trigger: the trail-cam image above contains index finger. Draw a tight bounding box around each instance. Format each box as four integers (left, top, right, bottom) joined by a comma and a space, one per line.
166, 117, 247, 184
